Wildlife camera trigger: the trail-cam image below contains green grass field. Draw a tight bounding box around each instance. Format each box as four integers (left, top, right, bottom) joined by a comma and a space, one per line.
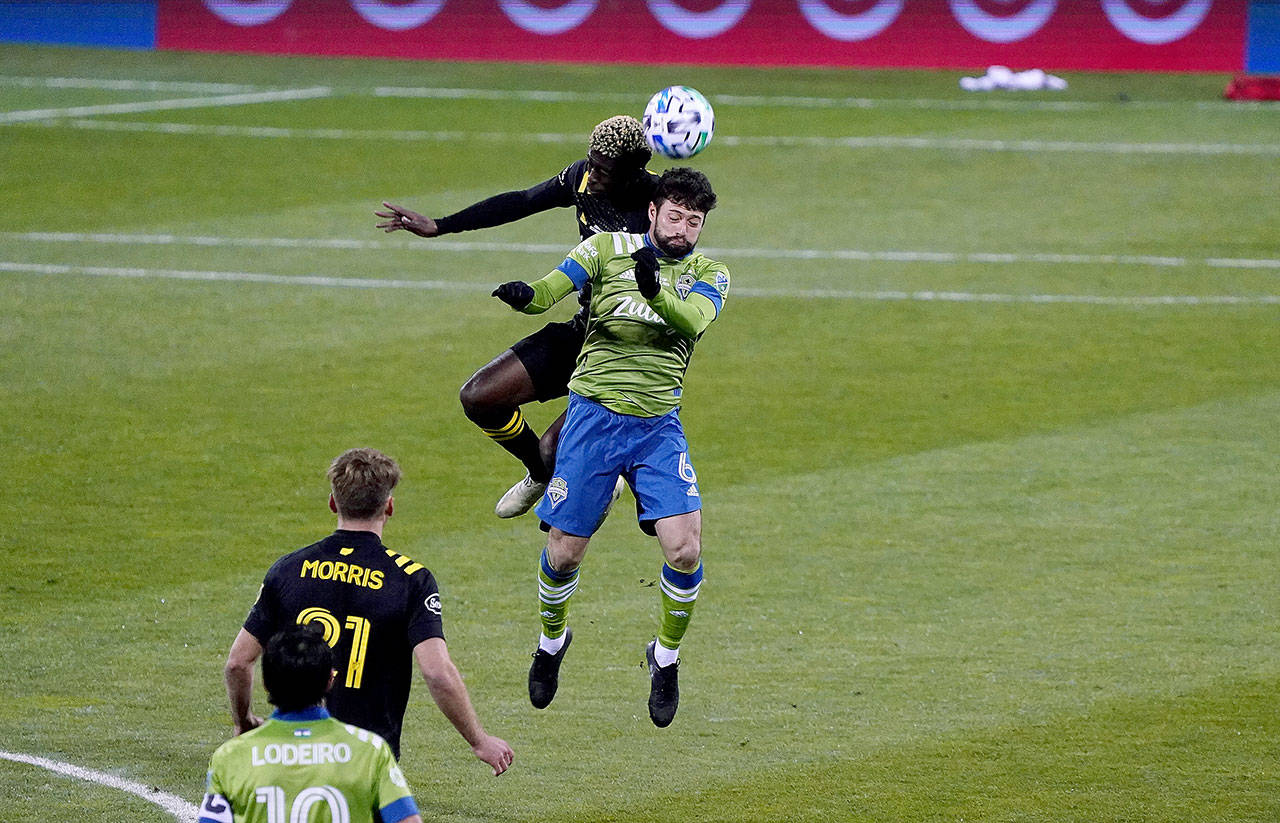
1, 44, 1277, 822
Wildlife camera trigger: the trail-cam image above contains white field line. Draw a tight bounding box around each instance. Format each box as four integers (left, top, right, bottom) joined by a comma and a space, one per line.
4, 261, 1277, 305
6, 231, 563, 255
374, 84, 1280, 113
6, 231, 1280, 272
720, 134, 1280, 156
0, 261, 472, 291
0, 75, 261, 93
0, 87, 333, 123
0, 750, 197, 822
10, 116, 1278, 156
5, 76, 1278, 113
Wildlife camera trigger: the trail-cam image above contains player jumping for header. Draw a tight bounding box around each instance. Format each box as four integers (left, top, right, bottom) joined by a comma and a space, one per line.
491, 167, 729, 727
377, 116, 657, 519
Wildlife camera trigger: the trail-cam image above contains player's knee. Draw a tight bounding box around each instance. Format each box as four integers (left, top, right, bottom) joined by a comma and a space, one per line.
458, 377, 498, 421
664, 538, 701, 572
547, 530, 589, 569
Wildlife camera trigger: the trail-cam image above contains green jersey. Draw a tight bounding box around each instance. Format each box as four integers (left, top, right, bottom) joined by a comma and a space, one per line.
198, 708, 418, 823
522, 231, 730, 417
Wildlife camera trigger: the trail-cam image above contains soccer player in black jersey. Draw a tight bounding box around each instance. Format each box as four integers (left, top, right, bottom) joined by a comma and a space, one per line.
376, 116, 658, 518
222, 448, 513, 774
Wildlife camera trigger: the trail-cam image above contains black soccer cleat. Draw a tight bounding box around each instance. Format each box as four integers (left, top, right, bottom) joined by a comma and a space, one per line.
645, 640, 680, 728
528, 628, 572, 709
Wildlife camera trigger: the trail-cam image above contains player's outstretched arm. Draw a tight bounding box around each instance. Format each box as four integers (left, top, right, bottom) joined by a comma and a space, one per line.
492, 281, 535, 310
374, 202, 439, 237
413, 639, 514, 776
493, 269, 576, 315
224, 629, 265, 735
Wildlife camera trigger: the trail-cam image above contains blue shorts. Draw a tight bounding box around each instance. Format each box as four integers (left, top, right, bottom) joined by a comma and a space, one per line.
535, 393, 701, 537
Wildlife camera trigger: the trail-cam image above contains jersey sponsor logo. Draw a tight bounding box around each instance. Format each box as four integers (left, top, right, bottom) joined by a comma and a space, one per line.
251, 742, 352, 767
425, 593, 442, 615
547, 477, 569, 509
676, 272, 696, 298
610, 294, 667, 325
300, 559, 384, 590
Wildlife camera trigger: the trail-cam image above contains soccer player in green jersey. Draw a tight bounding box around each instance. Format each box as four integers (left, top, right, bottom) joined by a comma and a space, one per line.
376, 116, 657, 520
491, 168, 728, 727
200, 626, 424, 823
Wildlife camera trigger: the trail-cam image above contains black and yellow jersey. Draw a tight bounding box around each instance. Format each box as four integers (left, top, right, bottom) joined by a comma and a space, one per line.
243, 530, 443, 759
433, 158, 657, 241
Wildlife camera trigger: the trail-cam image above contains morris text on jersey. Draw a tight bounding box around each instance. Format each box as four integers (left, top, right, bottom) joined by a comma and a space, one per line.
300, 559, 384, 590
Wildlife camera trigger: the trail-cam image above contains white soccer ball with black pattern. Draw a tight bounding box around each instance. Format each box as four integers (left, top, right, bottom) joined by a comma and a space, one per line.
642, 86, 714, 159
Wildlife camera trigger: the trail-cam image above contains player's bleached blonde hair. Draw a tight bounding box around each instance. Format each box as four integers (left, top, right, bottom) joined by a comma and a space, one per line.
589, 115, 649, 162
327, 448, 401, 520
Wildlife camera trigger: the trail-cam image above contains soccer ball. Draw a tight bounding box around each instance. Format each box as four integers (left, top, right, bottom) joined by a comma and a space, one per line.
642, 86, 715, 159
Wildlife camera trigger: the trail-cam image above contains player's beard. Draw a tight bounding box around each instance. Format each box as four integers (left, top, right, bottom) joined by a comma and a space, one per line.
653, 226, 694, 258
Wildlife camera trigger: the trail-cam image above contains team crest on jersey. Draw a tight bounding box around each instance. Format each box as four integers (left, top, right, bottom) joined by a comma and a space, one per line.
714, 272, 730, 295
425, 593, 442, 615
547, 477, 569, 508
676, 272, 696, 298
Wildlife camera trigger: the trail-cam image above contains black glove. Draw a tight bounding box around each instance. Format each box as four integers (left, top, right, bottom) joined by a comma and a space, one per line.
492, 281, 535, 310
630, 247, 661, 299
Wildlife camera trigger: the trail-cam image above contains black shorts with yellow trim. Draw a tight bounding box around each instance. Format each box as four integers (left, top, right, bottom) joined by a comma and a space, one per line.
510, 318, 587, 402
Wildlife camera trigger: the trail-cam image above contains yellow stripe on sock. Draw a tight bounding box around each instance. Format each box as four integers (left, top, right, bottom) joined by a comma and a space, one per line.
481, 410, 526, 441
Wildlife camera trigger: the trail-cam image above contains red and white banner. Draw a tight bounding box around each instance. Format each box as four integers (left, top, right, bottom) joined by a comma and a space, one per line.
157, 1, 1247, 72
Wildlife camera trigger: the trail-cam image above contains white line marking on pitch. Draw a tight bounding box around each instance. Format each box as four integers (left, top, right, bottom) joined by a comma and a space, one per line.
10, 117, 1277, 155
0, 261, 473, 291
5, 76, 1277, 114
6, 232, 1279, 271
372, 85, 1280, 113
0, 75, 261, 93
0, 750, 197, 822
3, 261, 1276, 305
0, 87, 332, 123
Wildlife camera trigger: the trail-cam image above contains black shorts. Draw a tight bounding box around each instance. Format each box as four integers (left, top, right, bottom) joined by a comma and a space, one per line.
510, 319, 587, 402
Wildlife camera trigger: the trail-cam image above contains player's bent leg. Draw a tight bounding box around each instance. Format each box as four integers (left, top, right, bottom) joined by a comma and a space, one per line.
460, 350, 550, 516
529, 530, 591, 709
647, 511, 703, 727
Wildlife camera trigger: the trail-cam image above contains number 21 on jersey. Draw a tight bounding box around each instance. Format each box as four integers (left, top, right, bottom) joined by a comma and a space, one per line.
296, 607, 370, 689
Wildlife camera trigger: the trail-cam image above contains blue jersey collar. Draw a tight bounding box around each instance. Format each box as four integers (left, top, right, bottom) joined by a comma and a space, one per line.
271, 706, 330, 722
